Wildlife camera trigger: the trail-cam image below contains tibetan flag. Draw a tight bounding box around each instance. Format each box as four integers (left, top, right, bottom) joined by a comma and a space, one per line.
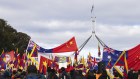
5, 51, 14, 63
52, 37, 78, 53
15, 48, 18, 57
0, 50, 6, 70
31, 47, 38, 57
26, 40, 40, 57
18, 56, 25, 69
66, 65, 74, 72
26, 40, 40, 51
68, 57, 72, 66
54, 56, 59, 62
74, 51, 78, 63
0, 59, 6, 70
127, 44, 140, 70
80, 56, 85, 67
88, 52, 91, 60
0, 50, 5, 58
66, 57, 70, 62
13, 58, 19, 68
76, 64, 84, 68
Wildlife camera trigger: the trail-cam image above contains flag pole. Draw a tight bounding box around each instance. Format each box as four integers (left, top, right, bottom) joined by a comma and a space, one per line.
91, 0, 96, 34
124, 53, 128, 73
25, 39, 31, 54
114, 66, 123, 77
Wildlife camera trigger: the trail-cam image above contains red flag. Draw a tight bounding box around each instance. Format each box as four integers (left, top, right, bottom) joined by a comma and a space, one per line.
39, 56, 49, 74
66, 65, 74, 72
127, 44, 140, 70
5, 51, 14, 63
53, 37, 78, 53
17, 54, 26, 69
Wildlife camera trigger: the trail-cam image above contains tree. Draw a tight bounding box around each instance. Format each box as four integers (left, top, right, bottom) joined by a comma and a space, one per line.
0, 19, 31, 54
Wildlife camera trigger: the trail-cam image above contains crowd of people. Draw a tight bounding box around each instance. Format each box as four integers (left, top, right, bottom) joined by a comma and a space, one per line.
0, 65, 140, 79
128, 68, 140, 79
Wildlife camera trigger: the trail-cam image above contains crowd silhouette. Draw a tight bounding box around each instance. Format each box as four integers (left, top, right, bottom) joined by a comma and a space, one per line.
0, 65, 140, 79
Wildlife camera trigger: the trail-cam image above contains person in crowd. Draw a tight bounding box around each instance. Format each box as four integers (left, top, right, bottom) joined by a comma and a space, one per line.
3, 70, 11, 79
20, 71, 27, 79
70, 69, 76, 79
14, 68, 23, 79
38, 72, 46, 79
11, 70, 17, 79
25, 65, 39, 79
128, 68, 134, 79
0, 69, 5, 79
75, 70, 86, 79
59, 67, 71, 79
98, 70, 109, 79
47, 69, 58, 79
96, 70, 102, 79
86, 70, 96, 79
113, 70, 120, 79
138, 70, 140, 79
46, 67, 52, 79
133, 70, 138, 79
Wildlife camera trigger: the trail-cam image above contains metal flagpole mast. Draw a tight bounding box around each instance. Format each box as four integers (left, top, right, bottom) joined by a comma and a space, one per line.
91, 0, 96, 35
91, 0, 106, 47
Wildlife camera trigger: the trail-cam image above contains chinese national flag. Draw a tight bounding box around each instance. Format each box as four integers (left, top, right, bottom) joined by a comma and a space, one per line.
53, 37, 78, 53
39, 56, 49, 74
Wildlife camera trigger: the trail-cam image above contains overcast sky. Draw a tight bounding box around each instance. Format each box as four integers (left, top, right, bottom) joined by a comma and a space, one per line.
0, 0, 140, 58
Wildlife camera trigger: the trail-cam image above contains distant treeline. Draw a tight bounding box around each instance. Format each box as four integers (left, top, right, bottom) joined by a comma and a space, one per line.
0, 19, 30, 54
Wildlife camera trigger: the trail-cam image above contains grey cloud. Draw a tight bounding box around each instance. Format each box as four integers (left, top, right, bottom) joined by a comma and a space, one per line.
95, 24, 140, 50
1, 0, 140, 26
95, 0, 140, 25
0, 0, 140, 57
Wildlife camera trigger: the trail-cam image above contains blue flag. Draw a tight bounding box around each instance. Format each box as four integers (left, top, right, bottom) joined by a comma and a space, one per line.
102, 46, 124, 69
